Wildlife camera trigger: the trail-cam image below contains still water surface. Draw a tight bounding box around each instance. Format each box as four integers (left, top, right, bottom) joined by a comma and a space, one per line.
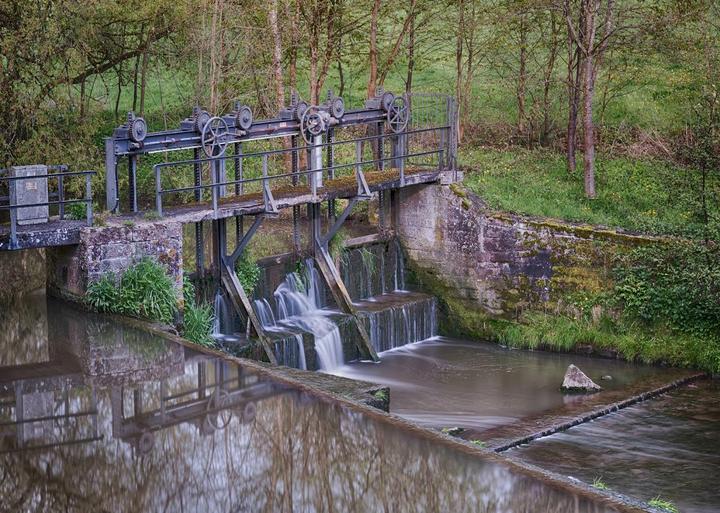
333, 337, 673, 430
0, 293, 621, 513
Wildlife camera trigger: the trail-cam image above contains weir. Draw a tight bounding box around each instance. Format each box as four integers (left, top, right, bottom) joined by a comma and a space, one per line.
2, 89, 459, 370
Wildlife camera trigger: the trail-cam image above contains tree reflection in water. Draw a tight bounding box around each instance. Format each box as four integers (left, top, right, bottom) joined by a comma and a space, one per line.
0, 295, 618, 513
1, 381, 617, 513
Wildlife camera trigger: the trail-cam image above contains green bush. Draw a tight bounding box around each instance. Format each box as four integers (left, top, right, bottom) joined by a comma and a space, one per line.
64, 202, 87, 220
235, 254, 262, 293
614, 243, 720, 337
86, 258, 178, 324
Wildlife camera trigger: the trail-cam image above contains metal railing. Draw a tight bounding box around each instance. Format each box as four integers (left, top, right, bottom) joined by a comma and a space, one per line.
0, 167, 95, 249
153, 125, 449, 217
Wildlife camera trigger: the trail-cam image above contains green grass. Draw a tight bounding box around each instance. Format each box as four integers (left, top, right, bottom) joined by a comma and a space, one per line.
592, 477, 609, 491
461, 147, 718, 238
648, 497, 679, 513
499, 311, 720, 374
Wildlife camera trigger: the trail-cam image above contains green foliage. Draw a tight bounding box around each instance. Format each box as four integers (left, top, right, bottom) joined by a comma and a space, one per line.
648, 497, 679, 513
462, 148, 719, 239
373, 389, 388, 402
64, 202, 87, 220
235, 254, 262, 293
329, 228, 349, 260
592, 477, 609, 491
86, 258, 178, 324
614, 244, 720, 337
85, 274, 119, 313
470, 440, 486, 448
183, 302, 215, 347
182, 275, 196, 307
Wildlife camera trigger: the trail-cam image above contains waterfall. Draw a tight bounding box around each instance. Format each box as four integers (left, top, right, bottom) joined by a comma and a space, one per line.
253, 260, 343, 371
212, 289, 232, 338
362, 295, 437, 353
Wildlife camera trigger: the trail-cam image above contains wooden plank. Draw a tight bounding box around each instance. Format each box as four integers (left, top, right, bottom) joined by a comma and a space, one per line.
314, 246, 379, 362
220, 262, 278, 365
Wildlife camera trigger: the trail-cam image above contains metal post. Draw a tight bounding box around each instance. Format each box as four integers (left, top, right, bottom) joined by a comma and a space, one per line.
291, 135, 301, 254
104, 138, 118, 212
327, 128, 335, 222
211, 159, 219, 214
128, 155, 138, 213
309, 203, 322, 253
196, 221, 205, 277
234, 142, 243, 242
377, 122, 385, 171
58, 173, 65, 220
193, 148, 202, 202
85, 173, 93, 226
310, 134, 323, 197
9, 207, 17, 250
154, 165, 163, 217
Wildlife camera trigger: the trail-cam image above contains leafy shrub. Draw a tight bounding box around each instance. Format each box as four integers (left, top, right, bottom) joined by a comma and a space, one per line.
86, 258, 178, 324
64, 202, 87, 220
236, 254, 262, 293
614, 243, 720, 337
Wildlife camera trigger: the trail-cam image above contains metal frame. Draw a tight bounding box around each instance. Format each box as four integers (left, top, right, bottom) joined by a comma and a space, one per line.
0, 168, 95, 250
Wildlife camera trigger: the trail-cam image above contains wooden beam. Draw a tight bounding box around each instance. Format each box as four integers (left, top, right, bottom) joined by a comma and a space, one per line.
220, 262, 278, 365
314, 246, 379, 362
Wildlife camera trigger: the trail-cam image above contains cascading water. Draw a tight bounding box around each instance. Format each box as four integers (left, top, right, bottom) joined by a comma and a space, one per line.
360, 294, 438, 353
253, 260, 344, 371
212, 289, 233, 340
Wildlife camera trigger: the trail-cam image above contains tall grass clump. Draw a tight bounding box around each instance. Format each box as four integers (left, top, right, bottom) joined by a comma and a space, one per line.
86, 258, 178, 323
181, 277, 215, 347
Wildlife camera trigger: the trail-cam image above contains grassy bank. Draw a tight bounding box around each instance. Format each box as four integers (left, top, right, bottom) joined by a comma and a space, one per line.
499, 313, 720, 374
460, 147, 719, 239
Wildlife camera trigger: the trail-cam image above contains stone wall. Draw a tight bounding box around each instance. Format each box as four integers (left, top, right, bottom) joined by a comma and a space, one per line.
396, 183, 664, 339
47, 221, 183, 301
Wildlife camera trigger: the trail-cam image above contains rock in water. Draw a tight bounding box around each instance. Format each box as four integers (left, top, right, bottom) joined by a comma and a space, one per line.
561, 364, 602, 393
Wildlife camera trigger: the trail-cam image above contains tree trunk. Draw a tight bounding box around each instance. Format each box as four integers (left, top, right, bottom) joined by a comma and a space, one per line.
406, 7, 415, 93
139, 44, 150, 116
582, 2, 597, 199
566, 44, 581, 173
541, 13, 559, 146
367, 0, 381, 98
455, 0, 465, 142
517, 15, 527, 139
268, 0, 284, 111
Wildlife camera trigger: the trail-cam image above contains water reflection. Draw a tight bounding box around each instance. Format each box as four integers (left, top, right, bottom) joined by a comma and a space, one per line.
0, 295, 622, 513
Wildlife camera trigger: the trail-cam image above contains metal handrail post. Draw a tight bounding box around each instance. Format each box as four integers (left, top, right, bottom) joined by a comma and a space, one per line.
58, 173, 65, 220
154, 165, 163, 217
85, 173, 93, 226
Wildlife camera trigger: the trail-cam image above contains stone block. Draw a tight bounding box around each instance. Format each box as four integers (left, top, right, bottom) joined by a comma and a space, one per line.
10, 165, 48, 225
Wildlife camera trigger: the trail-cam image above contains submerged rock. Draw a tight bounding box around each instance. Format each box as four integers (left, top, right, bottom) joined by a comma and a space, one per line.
561, 364, 602, 393
601, 374, 613, 381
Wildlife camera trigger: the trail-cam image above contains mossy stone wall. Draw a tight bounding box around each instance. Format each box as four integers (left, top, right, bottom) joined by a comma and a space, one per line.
396, 183, 665, 341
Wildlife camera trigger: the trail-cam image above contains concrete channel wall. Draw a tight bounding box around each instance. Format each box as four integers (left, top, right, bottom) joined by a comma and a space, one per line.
396, 183, 666, 339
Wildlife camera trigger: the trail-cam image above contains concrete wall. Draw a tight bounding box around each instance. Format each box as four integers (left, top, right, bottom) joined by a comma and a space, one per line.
396, 183, 663, 339
47, 221, 184, 301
